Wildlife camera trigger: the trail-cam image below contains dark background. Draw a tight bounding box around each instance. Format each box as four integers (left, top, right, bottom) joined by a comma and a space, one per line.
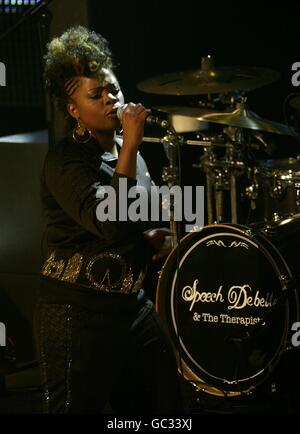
87, 1, 300, 186
89, 1, 299, 120
1, 2, 300, 161
1, 2, 300, 141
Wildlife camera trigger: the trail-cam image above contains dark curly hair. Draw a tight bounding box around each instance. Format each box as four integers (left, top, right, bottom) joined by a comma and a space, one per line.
44, 26, 114, 112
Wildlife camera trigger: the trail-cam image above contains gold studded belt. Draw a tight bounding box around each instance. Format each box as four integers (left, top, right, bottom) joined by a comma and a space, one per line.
41, 249, 147, 295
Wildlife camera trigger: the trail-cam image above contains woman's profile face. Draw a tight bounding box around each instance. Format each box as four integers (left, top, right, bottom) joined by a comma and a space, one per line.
67, 68, 125, 136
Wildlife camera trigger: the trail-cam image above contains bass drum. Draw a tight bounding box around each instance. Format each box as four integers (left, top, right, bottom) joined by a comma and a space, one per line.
156, 223, 299, 397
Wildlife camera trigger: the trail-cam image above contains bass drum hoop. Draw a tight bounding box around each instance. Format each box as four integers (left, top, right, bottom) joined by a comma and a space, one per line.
156, 223, 296, 397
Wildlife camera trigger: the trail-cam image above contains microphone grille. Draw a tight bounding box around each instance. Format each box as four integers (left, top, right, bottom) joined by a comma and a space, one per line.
116, 104, 127, 121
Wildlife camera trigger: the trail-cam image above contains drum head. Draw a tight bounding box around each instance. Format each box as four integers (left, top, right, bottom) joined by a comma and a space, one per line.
156, 224, 293, 396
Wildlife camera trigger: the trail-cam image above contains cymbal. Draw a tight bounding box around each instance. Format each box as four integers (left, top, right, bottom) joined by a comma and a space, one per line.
137, 66, 280, 95
155, 106, 213, 133
156, 104, 297, 136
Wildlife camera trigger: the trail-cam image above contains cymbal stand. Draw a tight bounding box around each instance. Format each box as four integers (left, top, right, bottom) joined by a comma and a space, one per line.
226, 145, 239, 224
198, 140, 245, 224
161, 129, 181, 247
215, 169, 227, 224
201, 145, 214, 224
230, 174, 237, 224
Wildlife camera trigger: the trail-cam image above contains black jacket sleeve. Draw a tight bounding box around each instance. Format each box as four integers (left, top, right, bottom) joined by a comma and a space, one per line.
43, 142, 144, 243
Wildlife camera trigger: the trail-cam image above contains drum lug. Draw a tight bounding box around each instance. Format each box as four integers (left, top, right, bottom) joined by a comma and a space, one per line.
270, 182, 283, 199
279, 274, 289, 289
241, 228, 253, 238
245, 182, 259, 201
261, 224, 275, 235
271, 212, 281, 223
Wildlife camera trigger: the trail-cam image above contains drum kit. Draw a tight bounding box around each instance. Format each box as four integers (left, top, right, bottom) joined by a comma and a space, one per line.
138, 58, 300, 401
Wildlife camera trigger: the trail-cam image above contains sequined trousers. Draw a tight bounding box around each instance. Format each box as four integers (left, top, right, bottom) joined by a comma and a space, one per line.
34, 297, 183, 414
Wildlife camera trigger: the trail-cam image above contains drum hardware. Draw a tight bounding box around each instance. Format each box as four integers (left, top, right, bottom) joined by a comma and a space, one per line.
197, 95, 222, 109
195, 140, 245, 224
270, 383, 277, 394
251, 132, 274, 154
198, 145, 215, 224
131, 132, 183, 246
223, 125, 244, 144
279, 274, 290, 288
141, 132, 239, 235
161, 133, 180, 247
144, 131, 245, 225
150, 98, 299, 225
269, 179, 283, 199
239, 227, 254, 239
258, 219, 295, 237
245, 166, 265, 220
138, 61, 299, 227
271, 213, 282, 224
141, 135, 213, 147
245, 168, 259, 203
248, 158, 300, 224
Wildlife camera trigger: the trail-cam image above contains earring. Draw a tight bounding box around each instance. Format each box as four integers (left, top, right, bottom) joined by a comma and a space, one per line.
72, 119, 92, 144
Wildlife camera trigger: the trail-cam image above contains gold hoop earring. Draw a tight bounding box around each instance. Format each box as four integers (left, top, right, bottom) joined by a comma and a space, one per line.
72, 120, 92, 144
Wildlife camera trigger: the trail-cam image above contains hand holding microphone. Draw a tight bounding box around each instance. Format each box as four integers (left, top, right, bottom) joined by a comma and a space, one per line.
117, 103, 169, 129
114, 103, 150, 178
115, 103, 170, 179
117, 103, 150, 152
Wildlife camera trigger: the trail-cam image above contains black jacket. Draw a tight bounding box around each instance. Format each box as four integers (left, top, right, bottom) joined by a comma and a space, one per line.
39, 134, 156, 311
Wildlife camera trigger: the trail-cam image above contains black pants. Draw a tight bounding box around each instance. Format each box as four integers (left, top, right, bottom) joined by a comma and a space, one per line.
34, 297, 183, 414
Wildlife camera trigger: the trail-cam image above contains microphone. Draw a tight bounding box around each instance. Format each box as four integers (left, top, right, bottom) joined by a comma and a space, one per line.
117, 104, 170, 129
